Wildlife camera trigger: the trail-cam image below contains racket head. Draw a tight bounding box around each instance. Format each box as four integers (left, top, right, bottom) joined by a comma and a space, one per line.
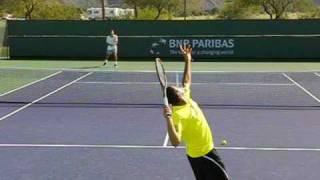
155, 58, 168, 89
155, 58, 169, 106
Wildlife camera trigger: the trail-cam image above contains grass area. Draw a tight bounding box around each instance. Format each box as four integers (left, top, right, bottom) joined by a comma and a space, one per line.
1, 59, 320, 72
0, 68, 59, 95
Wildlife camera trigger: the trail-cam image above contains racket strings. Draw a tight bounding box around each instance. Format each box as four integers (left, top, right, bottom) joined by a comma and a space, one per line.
155, 60, 167, 88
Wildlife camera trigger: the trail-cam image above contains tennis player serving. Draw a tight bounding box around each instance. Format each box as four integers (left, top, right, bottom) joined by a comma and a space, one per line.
163, 45, 230, 180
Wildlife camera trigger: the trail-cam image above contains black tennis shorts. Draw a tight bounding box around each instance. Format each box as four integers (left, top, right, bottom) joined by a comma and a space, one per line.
187, 149, 228, 180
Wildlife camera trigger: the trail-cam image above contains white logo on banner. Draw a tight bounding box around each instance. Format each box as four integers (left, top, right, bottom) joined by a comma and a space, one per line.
150, 38, 235, 56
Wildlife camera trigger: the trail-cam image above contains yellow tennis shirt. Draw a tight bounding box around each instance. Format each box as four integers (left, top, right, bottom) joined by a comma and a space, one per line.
172, 85, 214, 158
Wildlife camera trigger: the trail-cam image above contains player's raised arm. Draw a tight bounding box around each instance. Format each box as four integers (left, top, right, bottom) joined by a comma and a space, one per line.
180, 45, 192, 87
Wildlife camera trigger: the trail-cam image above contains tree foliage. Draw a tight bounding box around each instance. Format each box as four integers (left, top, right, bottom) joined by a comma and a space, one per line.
123, 0, 179, 20
220, 0, 316, 19
218, 0, 251, 19
249, 0, 304, 19
1, 0, 80, 19
124, 0, 202, 20
144, 0, 167, 20
36, 1, 80, 20
123, 0, 147, 18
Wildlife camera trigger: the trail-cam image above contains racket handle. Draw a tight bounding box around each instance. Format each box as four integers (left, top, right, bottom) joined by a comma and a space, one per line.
163, 97, 172, 118
163, 97, 169, 106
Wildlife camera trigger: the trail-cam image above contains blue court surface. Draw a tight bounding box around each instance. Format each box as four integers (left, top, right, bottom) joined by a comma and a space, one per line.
1, 69, 320, 180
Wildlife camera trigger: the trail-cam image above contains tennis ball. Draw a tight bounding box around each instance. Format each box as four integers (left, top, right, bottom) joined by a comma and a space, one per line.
221, 139, 228, 146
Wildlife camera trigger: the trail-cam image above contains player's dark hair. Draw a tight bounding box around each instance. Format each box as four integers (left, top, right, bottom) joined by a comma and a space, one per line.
166, 86, 180, 105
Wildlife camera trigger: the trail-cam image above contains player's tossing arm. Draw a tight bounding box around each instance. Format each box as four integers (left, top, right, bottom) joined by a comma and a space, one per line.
180, 45, 192, 87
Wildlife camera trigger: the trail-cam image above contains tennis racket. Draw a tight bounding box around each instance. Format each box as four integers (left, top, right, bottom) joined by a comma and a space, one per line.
155, 58, 169, 107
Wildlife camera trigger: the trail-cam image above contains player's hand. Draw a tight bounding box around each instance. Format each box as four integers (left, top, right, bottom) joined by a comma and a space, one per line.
180, 44, 192, 62
163, 106, 172, 119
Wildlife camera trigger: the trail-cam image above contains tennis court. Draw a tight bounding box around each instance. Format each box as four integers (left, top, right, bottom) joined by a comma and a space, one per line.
0, 63, 320, 179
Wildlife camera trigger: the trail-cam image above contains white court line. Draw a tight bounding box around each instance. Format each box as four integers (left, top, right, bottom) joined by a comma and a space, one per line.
0, 71, 62, 97
163, 135, 169, 147
1, 144, 320, 152
212, 82, 294, 86
283, 73, 320, 103
0, 72, 92, 122
75, 81, 294, 86
315, 72, 320, 77
76, 81, 159, 85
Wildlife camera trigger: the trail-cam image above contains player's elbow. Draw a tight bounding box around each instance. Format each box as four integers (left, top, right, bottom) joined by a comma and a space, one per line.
183, 82, 190, 88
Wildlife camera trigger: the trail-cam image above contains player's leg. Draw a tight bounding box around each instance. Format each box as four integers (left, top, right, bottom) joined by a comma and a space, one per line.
203, 149, 229, 179
114, 46, 118, 67
187, 156, 205, 180
103, 51, 109, 66
205, 149, 226, 169
104, 49, 112, 66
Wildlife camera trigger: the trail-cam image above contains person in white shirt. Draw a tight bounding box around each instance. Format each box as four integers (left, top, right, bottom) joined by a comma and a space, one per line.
103, 29, 118, 67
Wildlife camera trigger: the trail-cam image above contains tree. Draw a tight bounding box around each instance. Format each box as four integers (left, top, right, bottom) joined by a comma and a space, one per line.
239, 0, 315, 19
218, 0, 251, 19
124, 0, 146, 18
1, 0, 43, 19
100, 0, 105, 20
0, 0, 4, 15
260, 0, 298, 19
124, 0, 179, 20
36, 1, 80, 20
167, 0, 180, 19
22, 0, 41, 19
185, 0, 204, 16
219, 0, 316, 19
1, 0, 80, 20
1, 0, 41, 19
144, 0, 181, 20
145, 0, 166, 20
